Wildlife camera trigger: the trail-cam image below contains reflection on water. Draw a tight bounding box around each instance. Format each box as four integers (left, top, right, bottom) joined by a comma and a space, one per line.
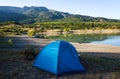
46, 33, 107, 43
45, 32, 120, 46
91, 36, 120, 46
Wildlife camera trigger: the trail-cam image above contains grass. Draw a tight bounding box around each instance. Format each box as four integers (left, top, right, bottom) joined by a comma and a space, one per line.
0, 36, 13, 47
80, 53, 120, 73
0, 50, 120, 79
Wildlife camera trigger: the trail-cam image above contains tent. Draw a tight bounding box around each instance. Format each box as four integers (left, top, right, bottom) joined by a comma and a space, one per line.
33, 40, 85, 75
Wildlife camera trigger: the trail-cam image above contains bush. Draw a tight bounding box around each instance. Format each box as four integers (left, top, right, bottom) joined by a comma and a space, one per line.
0, 29, 4, 35
24, 45, 36, 60
27, 29, 35, 36
34, 34, 45, 38
7, 39, 13, 46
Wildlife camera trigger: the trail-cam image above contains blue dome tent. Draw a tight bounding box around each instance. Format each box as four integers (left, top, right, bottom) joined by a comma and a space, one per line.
33, 40, 85, 75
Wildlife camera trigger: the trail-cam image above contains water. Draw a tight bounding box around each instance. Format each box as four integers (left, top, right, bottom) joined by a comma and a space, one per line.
91, 36, 120, 46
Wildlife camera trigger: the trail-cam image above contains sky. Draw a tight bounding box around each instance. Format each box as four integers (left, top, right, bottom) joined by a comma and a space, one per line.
0, 0, 120, 19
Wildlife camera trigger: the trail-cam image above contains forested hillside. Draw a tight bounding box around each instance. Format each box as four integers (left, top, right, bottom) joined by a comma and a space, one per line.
0, 6, 119, 24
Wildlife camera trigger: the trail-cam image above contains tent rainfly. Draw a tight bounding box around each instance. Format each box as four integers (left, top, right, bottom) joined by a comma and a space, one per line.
33, 40, 85, 75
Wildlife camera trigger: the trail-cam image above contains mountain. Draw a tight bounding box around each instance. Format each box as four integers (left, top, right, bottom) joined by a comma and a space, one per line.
0, 6, 119, 24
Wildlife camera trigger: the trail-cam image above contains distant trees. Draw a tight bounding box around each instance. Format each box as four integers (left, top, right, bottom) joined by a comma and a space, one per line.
0, 21, 21, 26
35, 22, 120, 30
0, 21, 23, 35
0, 21, 120, 36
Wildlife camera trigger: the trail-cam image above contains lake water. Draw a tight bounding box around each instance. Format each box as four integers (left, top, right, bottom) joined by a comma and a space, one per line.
91, 36, 120, 46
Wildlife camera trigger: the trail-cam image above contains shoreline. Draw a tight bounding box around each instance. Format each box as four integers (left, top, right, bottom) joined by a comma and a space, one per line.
0, 36, 120, 59
71, 42, 120, 59
0, 36, 120, 53
45, 29, 120, 36
71, 42, 120, 53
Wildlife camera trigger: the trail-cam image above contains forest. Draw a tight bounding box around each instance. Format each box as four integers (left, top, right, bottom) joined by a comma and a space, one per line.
0, 21, 120, 36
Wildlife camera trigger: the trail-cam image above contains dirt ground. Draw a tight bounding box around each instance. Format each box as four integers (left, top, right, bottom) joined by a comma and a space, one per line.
0, 36, 120, 79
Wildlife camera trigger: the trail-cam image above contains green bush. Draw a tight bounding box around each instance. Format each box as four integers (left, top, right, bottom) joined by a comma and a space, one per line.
7, 39, 13, 46
0, 29, 4, 35
27, 29, 35, 36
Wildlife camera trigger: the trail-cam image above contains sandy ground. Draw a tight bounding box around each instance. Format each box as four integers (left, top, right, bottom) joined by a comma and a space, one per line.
71, 42, 120, 53
71, 42, 120, 59
45, 29, 120, 36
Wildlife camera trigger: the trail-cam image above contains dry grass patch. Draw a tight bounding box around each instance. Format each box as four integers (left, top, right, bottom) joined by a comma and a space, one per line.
0, 50, 120, 79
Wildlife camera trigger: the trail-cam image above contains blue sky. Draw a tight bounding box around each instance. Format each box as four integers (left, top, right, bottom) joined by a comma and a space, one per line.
0, 0, 120, 19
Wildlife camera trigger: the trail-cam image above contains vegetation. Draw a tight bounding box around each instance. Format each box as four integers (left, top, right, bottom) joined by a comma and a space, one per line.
1, 21, 120, 38
0, 37, 13, 47
24, 45, 36, 60
80, 53, 120, 73
27, 29, 36, 36
35, 22, 120, 30
0, 6, 119, 24
7, 39, 13, 46
0, 22, 23, 35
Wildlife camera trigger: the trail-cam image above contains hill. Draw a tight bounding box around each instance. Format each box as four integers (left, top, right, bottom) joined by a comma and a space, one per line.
0, 6, 119, 24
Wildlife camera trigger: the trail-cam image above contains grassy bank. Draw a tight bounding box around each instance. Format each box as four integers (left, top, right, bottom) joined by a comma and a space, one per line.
0, 50, 120, 79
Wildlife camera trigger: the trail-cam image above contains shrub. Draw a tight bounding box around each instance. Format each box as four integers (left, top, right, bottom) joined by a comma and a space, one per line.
34, 34, 45, 38
24, 45, 36, 60
27, 29, 35, 36
0, 29, 4, 35
7, 39, 13, 46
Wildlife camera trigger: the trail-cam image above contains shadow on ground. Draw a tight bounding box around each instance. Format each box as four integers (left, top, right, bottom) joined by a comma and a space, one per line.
0, 36, 52, 50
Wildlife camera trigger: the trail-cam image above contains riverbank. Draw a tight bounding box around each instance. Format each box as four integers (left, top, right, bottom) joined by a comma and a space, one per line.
45, 29, 120, 36
71, 42, 120, 59
1, 36, 120, 53
72, 42, 120, 53
0, 36, 120, 58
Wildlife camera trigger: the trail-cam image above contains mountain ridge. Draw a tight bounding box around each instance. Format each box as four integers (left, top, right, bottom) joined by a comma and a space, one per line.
0, 6, 119, 24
